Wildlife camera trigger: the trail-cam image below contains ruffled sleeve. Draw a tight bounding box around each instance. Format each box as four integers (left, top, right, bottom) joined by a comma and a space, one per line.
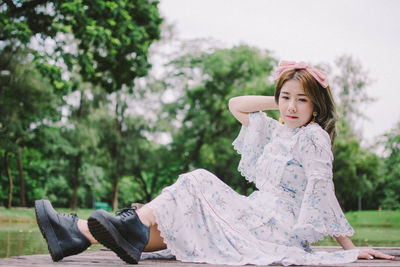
293, 126, 355, 243
232, 111, 279, 183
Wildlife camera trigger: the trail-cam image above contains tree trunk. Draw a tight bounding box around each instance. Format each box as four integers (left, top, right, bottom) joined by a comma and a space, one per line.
358, 196, 362, 211
71, 153, 81, 210
17, 147, 26, 206
111, 174, 119, 211
136, 173, 151, 203
5, 151, 13, 209
71, 183, 78, 210
110, 98, 125, 211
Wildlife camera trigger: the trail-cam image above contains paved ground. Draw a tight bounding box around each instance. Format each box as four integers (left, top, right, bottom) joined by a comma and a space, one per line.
0, 247, 399, 266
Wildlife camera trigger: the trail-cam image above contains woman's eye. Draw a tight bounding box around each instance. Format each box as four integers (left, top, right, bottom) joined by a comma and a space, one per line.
281, 96, 289, 100
298, 98, 307, 102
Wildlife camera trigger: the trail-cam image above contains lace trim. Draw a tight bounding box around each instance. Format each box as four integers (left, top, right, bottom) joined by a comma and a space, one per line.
147, 204, 187, 262
234, 145, 257, 184
293, 224, 355, 244
237, 165, 256, 184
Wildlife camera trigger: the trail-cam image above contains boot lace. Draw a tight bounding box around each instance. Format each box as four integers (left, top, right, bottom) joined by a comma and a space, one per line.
115, 208, 136, 218
59, 213, 78, 219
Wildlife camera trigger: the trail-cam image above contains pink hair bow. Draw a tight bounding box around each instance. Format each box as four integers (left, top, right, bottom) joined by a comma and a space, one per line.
274, 61, 329, 88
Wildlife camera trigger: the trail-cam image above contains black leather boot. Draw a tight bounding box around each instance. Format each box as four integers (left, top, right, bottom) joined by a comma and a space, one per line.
35, 199, 91, 261
88, 208, 150, 264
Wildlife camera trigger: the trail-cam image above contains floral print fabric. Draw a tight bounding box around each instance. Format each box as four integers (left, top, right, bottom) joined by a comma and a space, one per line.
147, 111, 359, 265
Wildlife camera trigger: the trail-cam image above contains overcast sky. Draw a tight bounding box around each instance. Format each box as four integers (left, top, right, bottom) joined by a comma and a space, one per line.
158, 0, 400, 146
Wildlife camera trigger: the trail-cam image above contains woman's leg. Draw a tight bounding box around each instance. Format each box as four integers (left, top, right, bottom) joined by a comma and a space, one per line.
77, 205, 167, 251
137, 205, 167, 252
145, 224, 167, 251
77, 219, 99, 244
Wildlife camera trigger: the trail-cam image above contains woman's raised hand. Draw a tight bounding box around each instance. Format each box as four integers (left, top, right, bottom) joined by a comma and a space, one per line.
358, 248, 395, 260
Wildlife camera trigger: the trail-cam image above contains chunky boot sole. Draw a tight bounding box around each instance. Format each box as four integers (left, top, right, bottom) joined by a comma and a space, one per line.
35, 200, 63, 262
88, 210, 141, 264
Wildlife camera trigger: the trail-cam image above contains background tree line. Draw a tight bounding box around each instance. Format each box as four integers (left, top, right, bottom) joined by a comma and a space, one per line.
1, 0, 399, 211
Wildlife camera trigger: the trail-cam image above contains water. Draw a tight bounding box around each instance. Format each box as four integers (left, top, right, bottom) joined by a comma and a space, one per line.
0, 222, 48, 258
0, 221, 102, 258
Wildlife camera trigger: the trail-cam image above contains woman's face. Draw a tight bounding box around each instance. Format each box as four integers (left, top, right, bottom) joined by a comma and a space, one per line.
278, 79, 314, 129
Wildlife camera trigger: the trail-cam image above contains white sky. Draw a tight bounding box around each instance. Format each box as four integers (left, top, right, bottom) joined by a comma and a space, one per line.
158, 0, 400, 146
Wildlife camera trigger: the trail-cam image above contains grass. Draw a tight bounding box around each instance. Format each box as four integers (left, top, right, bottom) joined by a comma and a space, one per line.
346, 210, 400, 228
0, 206, 98, 223
313, 210, 400, 247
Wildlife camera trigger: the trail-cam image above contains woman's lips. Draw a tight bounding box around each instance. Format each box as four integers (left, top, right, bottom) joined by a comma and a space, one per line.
286, 115, 298, 119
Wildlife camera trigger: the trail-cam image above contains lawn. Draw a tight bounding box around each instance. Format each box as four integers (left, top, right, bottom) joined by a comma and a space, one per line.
0, 206, 97, 222
314, 210, 400, 247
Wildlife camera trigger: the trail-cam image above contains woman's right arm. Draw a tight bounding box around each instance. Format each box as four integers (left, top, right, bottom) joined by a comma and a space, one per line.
228, 96, 278, 127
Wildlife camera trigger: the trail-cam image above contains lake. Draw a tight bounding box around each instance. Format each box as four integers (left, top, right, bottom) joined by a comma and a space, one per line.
0, 221, 102, 258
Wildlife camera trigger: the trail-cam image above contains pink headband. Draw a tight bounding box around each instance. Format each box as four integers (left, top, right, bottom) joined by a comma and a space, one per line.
274, 61, 329, 88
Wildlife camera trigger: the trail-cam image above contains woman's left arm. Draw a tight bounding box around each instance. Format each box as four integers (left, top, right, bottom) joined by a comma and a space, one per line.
334, 235, 355, 250
335, 236, 395, 260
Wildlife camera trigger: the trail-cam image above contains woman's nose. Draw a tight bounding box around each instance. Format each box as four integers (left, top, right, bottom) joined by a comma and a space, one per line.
288, 101, 296, 112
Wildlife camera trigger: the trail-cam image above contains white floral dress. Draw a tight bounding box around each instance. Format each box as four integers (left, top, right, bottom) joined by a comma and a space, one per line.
146, 111, 359, 265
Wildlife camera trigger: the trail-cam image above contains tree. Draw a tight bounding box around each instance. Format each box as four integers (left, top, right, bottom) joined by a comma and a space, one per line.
162, 44, 277, 194
380, 122, 400, 209
332, 55, 375, 135
0, 47, 61, 207
1, 0, 163, 208
332, 121, 382, 211
329, 55, 380, 210
89, 88, 157, 210
61, 86, 102, 210
1, 0, 163, 93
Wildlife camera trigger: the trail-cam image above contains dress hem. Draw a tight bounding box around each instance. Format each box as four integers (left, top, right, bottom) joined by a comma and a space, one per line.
146, 203, 359, 266
147, 204, 271, 265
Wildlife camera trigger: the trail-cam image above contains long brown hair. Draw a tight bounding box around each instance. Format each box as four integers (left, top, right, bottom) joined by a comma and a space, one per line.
274, 69, 338, 145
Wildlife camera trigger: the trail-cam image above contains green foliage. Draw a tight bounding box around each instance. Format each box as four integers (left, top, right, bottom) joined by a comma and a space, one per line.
1, 0, 163, 209
333, 119, 383, 211
0, 47, 62, 207
380, 122, 400, 209
1, 0, 163, 93
0, 48, 62, 150
0, 20, 396, 214
164, 45, 277, 194
329, 55, 384, 211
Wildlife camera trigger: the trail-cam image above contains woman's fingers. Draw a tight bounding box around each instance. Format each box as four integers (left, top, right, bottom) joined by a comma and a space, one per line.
359, 248, 395, 260
372, 250, 395, 260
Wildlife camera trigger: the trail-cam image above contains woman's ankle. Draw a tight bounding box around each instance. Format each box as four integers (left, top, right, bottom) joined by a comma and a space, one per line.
136, 206, 156, 227
77, 219, 98, 244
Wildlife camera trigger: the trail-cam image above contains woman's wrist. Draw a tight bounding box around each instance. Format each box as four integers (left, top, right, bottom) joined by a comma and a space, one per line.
229, 95, 278, 113
334, 235, 356, 250
229, 95, 278, 127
